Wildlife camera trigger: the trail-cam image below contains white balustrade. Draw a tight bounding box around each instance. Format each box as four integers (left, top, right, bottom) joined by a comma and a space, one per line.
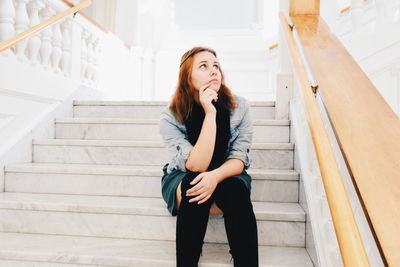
1, 0, 104, 82
0, 0, 131, 94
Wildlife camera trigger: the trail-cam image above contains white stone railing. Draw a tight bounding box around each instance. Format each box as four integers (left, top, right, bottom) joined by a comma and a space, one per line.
0, 0, 106, 86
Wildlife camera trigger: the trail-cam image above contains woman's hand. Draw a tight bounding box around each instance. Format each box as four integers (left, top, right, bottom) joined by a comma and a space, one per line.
186, 171, 220, 204
199, 82, 218, 114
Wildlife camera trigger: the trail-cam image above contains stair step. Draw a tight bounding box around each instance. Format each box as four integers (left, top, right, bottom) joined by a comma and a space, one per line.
55, 118, 290, 143
73, 100, 276, 120
73, 100, 276, 106
5, 163, 299, 179
32, 140, 294, 169
0, 192, 305, 247
0, 232, 314, 266
5, 163, 299, 202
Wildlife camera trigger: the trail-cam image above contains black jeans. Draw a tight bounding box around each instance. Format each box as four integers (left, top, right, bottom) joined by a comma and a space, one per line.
176, 171, 259, 267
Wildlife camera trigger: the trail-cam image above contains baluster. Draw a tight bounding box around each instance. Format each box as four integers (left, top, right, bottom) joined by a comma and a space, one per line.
395, 0, 400, 22
390, 0, 400, 22
85, 33, 95, 81
350, 0, 364, 32
26, 0, 44, 64
14, 0, 29, 59
80, 29, 88, 81
51, 20, 62, 71
91, 37, 101, 83
60, 17, 72, 75
0, 0, 16, 55
39, 5, 54, 68
375, 0, 389, 23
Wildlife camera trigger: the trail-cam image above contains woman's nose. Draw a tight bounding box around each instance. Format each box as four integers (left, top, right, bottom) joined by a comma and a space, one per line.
210, 68, 217, 76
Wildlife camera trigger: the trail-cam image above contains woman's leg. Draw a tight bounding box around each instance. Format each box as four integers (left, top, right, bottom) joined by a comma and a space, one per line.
214, 177, 259, 267
177, 182, 222, 215
176, 172, 214, 267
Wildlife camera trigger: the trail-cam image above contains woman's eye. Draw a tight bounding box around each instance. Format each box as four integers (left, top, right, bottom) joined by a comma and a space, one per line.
213, 64, 219, 69
200, 64, 206, 69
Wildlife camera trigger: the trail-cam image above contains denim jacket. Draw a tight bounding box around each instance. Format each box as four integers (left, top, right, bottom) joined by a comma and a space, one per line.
159, 94, 253, 174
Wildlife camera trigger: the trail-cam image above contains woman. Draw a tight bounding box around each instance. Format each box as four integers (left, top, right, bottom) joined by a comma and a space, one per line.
159, 46, 259, 267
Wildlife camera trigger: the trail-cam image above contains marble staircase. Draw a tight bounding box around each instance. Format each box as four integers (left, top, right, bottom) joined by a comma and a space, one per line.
0, 100, 314, 266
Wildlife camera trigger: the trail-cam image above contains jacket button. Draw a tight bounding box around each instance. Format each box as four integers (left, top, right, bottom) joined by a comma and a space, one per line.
177, 145, 180, 151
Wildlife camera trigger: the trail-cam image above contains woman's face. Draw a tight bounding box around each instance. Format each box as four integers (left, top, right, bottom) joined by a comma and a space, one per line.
190, 51, 222, 93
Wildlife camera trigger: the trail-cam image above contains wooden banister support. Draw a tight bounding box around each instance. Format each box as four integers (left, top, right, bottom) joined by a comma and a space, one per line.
290, 0, 320, 15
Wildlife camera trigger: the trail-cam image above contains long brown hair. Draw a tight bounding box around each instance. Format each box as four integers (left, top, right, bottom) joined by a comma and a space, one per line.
169, 47, 236, 123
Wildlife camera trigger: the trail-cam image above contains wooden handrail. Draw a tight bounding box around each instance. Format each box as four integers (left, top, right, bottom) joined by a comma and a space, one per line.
0, 0, 91, 53
340, 6, 351, 14
279, 12, 371, 266
291, 14, 400, 266
269, 43, 279, 50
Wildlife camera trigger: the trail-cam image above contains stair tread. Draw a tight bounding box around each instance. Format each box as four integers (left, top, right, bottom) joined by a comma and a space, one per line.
56, 117, 290, 125
0, 192, 305, 221
73, 100, 276, 107
32, 139, 295, 149
5, 162, 299, 180
0, 232, 313, 266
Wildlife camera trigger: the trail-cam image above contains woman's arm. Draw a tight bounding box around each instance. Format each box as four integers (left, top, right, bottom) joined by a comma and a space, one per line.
211, 158, 244, 183
185, 83, 218, 172
185, 111, 216, 172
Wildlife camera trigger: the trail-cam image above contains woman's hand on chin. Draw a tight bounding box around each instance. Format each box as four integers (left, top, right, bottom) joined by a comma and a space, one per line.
186, 171, 220, 204
199, 82, 218, 114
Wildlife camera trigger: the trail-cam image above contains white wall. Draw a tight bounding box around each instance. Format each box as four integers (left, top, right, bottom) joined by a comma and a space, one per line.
114, 0, 139, 46
84, 0, 117, 32
174, 0, 259, 30
151, 0, 279, 101
80, 0, 281, 101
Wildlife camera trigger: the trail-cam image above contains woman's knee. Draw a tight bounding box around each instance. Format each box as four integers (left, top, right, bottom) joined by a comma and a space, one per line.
179, 172, 214, 207
220, 177, 249, 196
214, 178, 251, 209
180, 172, 201, 195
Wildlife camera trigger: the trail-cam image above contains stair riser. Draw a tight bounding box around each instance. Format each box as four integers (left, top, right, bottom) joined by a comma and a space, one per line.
5, 173, 299, 203
73, 106, 275, 120
33, 145, 294, 169
0, 261, 88, 267
0, 210, 305, 247
0, 259, 181, 267
55, 123, 290, 143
